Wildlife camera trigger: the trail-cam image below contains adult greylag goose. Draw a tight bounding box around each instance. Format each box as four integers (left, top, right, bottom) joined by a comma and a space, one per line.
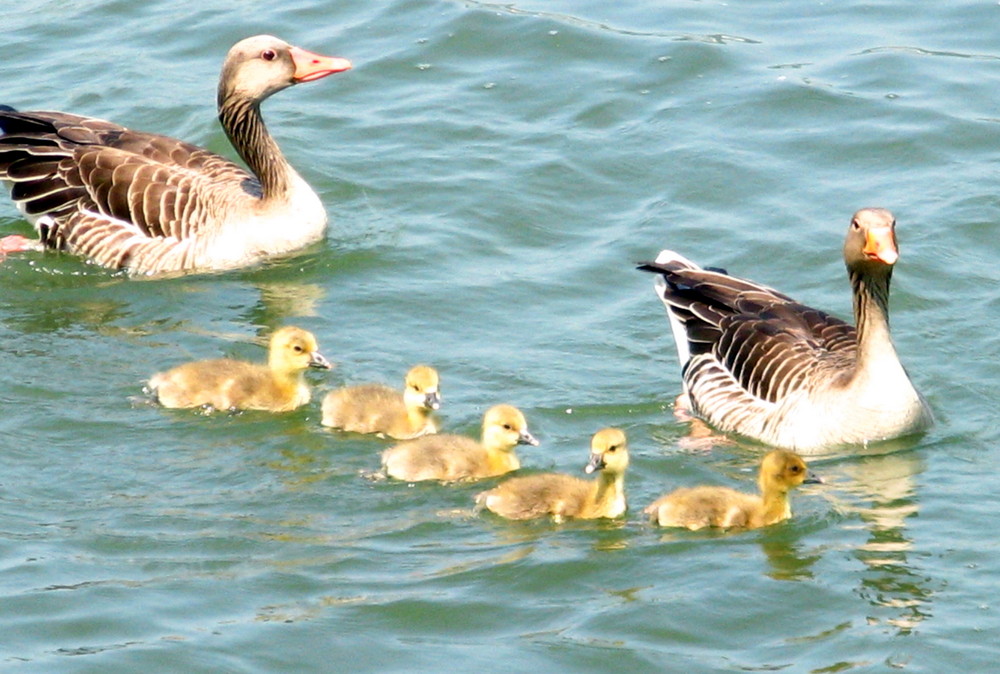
638, 208, 932, 453
321, 364, 442, 439
381, 404, 539, 482
0, 35, 351, 274
475, 428, 629, 521
148, 326, 332, 412
645, 449, 820, 530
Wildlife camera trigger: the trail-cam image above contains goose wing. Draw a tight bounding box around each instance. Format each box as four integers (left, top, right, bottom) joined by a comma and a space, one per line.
0, 109, 254, 243
639, 252, 858, 407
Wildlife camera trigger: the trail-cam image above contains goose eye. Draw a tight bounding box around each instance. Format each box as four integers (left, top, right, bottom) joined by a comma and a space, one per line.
261, 49, 278, 61
789, 465, 801, 473
503, 424, 512, 430
293, 345, 304, 353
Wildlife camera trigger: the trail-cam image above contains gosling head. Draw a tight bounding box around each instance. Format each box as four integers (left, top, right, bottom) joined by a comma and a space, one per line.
403, 365, 441, 410
758, 449, 821, 495
584, 427, 629, 476
269, 326, 332, 372
843, 207, 898, 274
481, 404, 539, 451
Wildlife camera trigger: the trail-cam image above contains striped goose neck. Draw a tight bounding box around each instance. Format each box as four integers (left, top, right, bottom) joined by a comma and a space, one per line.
218, 95, 293, 201
849, 265, 896, 369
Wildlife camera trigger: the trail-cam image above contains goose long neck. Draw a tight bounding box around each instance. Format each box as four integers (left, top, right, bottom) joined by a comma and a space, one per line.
850, 266, 897, 370
218, 95, 292, 201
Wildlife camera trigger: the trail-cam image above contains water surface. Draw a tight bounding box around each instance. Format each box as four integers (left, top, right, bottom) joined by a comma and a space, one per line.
2, 0, 999, 671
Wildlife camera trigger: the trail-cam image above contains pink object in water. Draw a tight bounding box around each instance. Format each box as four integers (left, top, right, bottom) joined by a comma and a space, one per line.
0, 234, 40, 254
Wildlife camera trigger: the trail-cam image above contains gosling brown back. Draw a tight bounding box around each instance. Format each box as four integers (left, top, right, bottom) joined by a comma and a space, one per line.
149, 326, 331, 412
321, 364, 440, 439
381, 404, 538, 481
645, 450, 818, 530
475, 428, 629, 521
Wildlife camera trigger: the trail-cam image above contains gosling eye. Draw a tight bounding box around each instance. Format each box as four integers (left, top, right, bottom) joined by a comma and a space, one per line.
502, 424, 512, 430
607, 444, 618, 452
293, 345, 304, 353
261, 49, 278, 61
789, 465, 801, 474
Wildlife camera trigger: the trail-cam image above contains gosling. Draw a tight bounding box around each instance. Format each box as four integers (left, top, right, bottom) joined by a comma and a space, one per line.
475, 427, 629, 521
148, 326, 332, 412
381, 404, 538, 481
644, 449, 820, 530
321, 364, 441, 439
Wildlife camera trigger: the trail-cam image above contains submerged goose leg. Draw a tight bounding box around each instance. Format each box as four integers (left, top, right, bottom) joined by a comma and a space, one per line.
0, 234, 42, 254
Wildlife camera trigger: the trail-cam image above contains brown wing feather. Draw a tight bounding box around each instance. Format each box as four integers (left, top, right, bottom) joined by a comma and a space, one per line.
0, 109, 255, 243
641, 256, 859, 406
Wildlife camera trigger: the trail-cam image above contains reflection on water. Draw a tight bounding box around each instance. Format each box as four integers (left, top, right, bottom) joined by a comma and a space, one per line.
832, 450, 937, 635
761, 537, 822, 582
248, 280, 326, 324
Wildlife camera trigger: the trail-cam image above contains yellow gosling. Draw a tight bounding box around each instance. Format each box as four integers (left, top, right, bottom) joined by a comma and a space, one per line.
321, 364, 440, 439
381, 404, 538, 481
475, 428, 629, 522
645, 450, 820, 530
148, 326, 331, 412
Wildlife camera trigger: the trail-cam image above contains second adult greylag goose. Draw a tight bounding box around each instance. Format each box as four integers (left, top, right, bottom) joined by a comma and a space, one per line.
148, 326, 332, 412
638, 208, 932, 453
321, 364, 441, 439
381, 404, 539, 482
475, 428, 629, 521
644, 450, 820, 530
0, 35, 351, 274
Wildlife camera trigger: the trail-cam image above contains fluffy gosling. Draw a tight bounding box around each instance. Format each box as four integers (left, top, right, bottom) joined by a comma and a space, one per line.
148, 326, 331, 412
644, 449, 820, 530
381, 404, 538, 481
475, 427, 629, 521
321, 364, 440, 439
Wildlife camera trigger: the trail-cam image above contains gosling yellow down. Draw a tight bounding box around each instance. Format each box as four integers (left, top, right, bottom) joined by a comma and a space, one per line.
475, 428, 629, 521
148, 326, 331, 412
321, 365, 441, 439
645, 449, 820, 530
381, 404, 538, 481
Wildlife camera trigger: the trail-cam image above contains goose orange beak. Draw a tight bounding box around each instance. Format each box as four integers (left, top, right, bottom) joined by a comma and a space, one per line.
289, 46, 353, 83
863, 226, 899, 265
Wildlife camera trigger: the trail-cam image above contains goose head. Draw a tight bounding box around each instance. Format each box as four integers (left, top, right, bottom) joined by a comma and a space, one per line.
481, 404, 539, 452
268, 326, 332, 373
584, 427, 629, 476
758, 449, 821, 495
403, 364, 441, 410
843, 208, 898, 274
218, 35, 352, 104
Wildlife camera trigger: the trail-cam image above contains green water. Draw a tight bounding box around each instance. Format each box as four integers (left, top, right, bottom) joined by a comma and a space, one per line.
2, 0, 998, 671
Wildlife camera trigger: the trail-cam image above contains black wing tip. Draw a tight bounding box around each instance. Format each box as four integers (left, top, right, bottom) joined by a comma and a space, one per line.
0, 105, 18, 113
637, 260, 665, 273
